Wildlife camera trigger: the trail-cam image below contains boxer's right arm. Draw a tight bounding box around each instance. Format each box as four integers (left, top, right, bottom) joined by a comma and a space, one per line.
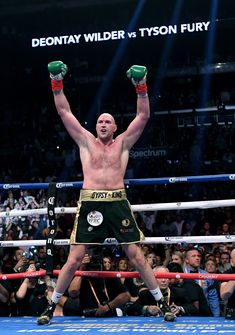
47, 61, 90, 145
48, 60, 68, 92
48, 61, 72, 117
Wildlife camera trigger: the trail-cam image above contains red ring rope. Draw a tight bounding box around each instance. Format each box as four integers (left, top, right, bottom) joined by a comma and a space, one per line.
0, 270, 234, 281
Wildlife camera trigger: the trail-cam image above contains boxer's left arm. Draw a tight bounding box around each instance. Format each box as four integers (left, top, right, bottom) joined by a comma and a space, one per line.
122, 65, 150, 150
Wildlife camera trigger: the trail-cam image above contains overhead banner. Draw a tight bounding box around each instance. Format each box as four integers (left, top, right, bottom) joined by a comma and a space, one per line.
32, 21, 210, 48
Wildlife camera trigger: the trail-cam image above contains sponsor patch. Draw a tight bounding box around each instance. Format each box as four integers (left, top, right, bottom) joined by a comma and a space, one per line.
87, 211, 103, 226
122, 219, 130, 227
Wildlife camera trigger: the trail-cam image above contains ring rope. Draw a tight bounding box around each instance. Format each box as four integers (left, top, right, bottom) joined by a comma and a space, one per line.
1, 199, 235, 218
0, 269, 234, 281
0, 173, 235, 190
0, 234, 234, 247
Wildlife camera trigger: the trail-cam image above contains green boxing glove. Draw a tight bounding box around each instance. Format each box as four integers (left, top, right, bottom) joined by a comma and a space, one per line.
126, 65, 148, 97
48, 61, 68, 91
48, 61, 68, 80
126, 65, 148, 96
126, 65, 147, 84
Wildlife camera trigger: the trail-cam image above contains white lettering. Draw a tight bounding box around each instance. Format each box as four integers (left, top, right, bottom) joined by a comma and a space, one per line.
84, 32, 96, 42
17, 330, 59, 332
118, 30, 125, 39
169, 177, 188, 183
139, 25, 177, 37
181, 21, 210, 33
46, 37, 54, 46
98, 32, 108, 41
31, 35, 81, 47
67, 35, 75, 44
32, 38, 39, 47
153, 25, 177, 35
203, 21, 210, 31
49, 210, 54, 216
31, 23, 211, 48
187, 23, 195, 33
84, 30, 125, 42
47, 249, 52, 256
56, 182, 74, 188
61, 36, 69, 44
196, 22, 203, 31
139, 27, 152, 37
40, 38, 46, 46
74, 34, 82, 43
3, 184, 20, 189
48, 197, 55, 205
127, 31, 136, 38
181, 24, 187, 33
54, 36, 63, 45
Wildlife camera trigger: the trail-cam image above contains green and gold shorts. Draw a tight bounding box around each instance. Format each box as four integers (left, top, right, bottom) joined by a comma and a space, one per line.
70, 189, 144, 245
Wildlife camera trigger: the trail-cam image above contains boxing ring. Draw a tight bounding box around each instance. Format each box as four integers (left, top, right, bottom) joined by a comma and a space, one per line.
0, 173, 235, 334
0, 316, 235, 335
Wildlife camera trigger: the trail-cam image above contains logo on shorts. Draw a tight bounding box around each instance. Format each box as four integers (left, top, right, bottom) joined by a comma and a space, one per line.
122, 219, 130, 227
87, 211, 103, 226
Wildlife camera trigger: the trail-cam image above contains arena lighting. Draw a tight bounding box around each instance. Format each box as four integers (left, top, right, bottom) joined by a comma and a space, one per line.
199, 1, 219, 111
86, 0, 146, 125
191, 0, 218, 176
153, 0, 184, 100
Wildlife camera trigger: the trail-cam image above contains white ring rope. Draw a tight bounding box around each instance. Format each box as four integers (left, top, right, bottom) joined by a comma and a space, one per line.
1, 198, 235, 218
1, 199, 235, 247
0, 235, 234, 248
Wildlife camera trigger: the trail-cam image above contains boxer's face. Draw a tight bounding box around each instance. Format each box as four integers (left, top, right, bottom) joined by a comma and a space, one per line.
96, 113, 117, 140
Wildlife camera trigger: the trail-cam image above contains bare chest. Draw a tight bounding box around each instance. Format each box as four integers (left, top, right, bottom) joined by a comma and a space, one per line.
87, 142, 122, 169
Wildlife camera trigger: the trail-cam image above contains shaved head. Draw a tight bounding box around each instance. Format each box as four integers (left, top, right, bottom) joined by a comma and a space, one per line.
97, 113, 116, 124
95, 112, 117, 143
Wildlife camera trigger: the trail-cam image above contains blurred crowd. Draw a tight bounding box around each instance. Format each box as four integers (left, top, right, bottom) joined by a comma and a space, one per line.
0, 185, 235, 318
1, 241, 235, 319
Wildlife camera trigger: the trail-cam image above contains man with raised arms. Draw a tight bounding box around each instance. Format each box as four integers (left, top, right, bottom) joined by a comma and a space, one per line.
37, 61, 176, 324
